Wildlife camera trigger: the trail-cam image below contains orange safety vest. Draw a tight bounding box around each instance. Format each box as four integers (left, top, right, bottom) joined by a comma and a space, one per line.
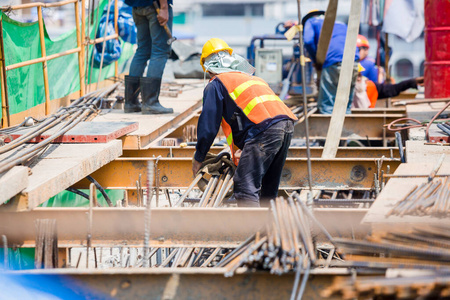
214, 72, 297, 164
366, 80, 378, 108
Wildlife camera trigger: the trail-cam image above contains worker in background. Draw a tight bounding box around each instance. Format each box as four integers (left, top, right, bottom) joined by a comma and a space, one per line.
303, 10, 360, 114
123, 0, 173, 114
193, 38, 298, 207
357, 34, 382, 83
353, 64, 424, 109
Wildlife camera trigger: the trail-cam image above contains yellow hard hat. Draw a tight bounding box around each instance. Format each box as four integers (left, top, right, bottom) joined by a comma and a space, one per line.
200, 38, 233, 72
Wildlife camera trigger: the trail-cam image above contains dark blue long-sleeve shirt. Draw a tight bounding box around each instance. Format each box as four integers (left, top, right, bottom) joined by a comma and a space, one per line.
194, 77, 292, 162
304, 17, 360, 68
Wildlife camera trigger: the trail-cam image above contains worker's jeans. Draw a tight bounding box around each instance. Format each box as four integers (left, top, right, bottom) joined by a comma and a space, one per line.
129, 5, 173, 78
317, 62, 358, 114
234, 120, 294, 207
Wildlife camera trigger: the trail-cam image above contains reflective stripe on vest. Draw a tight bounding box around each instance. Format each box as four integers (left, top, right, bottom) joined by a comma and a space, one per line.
217, 72, 297, 124
221, 118, 237, 164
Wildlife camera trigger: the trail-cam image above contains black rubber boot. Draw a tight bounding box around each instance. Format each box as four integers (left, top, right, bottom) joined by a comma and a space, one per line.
124, 75, 141, 113
140, 77, 173, 114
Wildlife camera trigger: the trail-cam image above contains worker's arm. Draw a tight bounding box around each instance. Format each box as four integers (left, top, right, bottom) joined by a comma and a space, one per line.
156, 0, 169, 27
375, 77, 421, 99
193, 80, 224, 175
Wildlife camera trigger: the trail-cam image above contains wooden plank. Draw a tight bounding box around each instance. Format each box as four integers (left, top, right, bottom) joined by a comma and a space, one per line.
0, 140, 122, 211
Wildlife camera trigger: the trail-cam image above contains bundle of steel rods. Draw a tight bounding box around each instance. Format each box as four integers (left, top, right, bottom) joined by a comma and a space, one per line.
387, 177, 450, 217
175, 153, 235, 207
323, 224, 450, 298
0, 84, 119, 174
322, 272, 450, 299
332, 224, 450, 270
216, 194, 329, 277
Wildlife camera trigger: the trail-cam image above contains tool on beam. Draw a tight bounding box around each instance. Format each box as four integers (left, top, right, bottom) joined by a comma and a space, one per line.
153, 1, 177, 45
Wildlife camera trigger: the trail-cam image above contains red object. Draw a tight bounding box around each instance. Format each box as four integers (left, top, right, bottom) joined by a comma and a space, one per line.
8, 122, 138, 144
424, 0, 450, 98
356, 35, 370, 49
366, 80, 378, 108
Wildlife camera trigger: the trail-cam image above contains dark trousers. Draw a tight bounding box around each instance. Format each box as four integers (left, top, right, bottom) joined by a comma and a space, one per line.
234, 119, 294, 207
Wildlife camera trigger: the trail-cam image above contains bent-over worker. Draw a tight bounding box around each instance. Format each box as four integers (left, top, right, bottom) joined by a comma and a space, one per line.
353, 64, 424, 109
192, 38, 298, 207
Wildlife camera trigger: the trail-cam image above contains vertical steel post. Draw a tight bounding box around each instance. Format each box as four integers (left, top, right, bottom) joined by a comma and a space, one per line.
76, 0, 86, 96
296, 0, 313, 192
37, 6, 51, 115
0, 18, 10, 128
114, 0, 119, 79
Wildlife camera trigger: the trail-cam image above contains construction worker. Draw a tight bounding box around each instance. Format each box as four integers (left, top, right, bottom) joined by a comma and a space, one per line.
193, 38, 298, 207
356, 34, 380, 83
123, 0, 173, 114
353, 64, 424, 108
303, 10, 360, 114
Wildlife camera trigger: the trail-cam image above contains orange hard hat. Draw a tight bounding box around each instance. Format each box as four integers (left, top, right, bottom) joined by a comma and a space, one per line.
356, 35, 370, 48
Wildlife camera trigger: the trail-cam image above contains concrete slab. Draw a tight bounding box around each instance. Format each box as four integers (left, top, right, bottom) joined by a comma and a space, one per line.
93, 79, 203, 149
406, 140, 450, 163
362, 162, 450, 233
0, 140, 122, 211
8, 122, 138, 143
406, 102, 450, 121
0, 166, 28, 205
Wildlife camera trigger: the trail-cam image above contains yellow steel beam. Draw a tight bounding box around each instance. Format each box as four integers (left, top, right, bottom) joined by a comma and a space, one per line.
0, 207, 369, 246
159, 114, 404, 146
73, 157, 400, 190
123, 146, 401, 159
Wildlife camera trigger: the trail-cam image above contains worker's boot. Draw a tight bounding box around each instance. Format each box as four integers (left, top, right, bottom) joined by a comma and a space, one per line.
124, 75, 141, 113
140, 77, 173, 114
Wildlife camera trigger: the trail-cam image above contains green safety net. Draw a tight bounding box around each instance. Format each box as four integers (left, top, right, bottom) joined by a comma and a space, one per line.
40, 189, 124, 207
0, 0, 134, 120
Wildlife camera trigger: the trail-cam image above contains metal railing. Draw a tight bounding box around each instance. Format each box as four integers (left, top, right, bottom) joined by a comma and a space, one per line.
0, 0, 119, 128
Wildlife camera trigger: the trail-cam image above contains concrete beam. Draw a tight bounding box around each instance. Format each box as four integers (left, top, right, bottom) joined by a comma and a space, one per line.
0, 166, 28, 205
0, 140, 122, 211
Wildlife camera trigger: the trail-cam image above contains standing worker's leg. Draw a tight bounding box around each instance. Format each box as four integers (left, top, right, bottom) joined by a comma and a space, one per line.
141, 5, 173, 114
317, 63, 340, 114
346, 62, 360, 113
260, 120, 294, 206
124, 7, 153, 113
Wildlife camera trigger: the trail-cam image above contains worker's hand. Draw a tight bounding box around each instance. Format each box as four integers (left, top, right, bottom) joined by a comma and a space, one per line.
192, 159, 202, 177
415, 76, 424, 87
234, 149, 242, 165
157, 7, 169, 27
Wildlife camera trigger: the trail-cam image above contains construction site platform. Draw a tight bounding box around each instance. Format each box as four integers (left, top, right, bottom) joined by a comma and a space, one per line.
93, 79, 204, 150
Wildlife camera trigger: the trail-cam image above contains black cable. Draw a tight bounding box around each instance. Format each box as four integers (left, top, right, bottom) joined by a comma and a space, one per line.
86, 175, 113, 207
66, 187, 90, 201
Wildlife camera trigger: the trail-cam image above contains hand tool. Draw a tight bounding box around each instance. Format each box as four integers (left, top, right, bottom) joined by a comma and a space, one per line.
153, 1, 177, 45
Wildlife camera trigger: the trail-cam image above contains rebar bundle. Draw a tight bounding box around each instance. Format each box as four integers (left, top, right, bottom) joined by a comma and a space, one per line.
388, 177, 450, 217
0, 84, 119, 175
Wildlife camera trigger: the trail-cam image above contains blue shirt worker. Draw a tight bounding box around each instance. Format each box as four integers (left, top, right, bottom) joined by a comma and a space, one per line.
303, 10, 360, 114
192, 38, 298, 207
123, 0, 173, 114
357, 34, 379, 83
